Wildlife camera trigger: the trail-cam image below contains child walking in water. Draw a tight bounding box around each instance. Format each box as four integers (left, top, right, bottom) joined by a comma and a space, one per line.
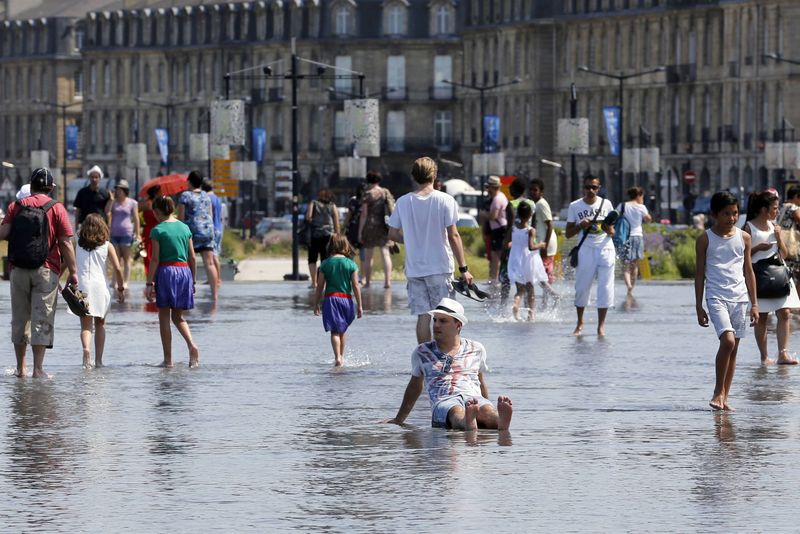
695, 191, 759, 411
145, 196, 200, 368
313, 234, 363, 366
74, 214, 125, 368
506, 202, 558, 321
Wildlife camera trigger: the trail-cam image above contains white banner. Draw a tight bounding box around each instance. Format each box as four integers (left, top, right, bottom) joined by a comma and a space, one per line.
556, 118, 589, 155
211, 100, 246, 146
126, 143, 147, 168
640, 148, 660, 173
231, 161, 257, 181
211, 145, 230, 160
190, 133, 209, 161
472, 153, 505, 176
339, 157, 367, 179
784, 142, 800, 170
622, 149, 640, 173
344, 99, 380, 157
30, 150, 49, 169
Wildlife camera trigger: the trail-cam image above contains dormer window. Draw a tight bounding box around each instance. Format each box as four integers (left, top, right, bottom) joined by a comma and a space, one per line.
431, 1, 454, 36
335, 6, 351, 36
384, 2, 407, 36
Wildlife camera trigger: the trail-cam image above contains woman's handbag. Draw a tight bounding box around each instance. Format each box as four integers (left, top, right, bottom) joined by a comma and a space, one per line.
753, 254, 791, 299
568, 198, 604, 268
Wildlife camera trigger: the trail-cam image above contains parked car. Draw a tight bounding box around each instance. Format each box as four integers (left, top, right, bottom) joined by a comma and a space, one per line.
456, 213, 479, 228
255, 217, 293, 238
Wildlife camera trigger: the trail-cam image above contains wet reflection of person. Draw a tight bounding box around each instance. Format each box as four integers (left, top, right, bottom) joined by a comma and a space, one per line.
385, 298, 513, 432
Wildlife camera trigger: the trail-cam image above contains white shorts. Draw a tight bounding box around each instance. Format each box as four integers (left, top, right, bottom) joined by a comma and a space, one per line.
407, 273, 454, 315
573, 244, 616, 308
706, 298, 748, 339
431, 394, 493, 428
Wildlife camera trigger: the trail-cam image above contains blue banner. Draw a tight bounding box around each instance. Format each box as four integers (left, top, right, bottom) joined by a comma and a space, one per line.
252, 128, 266, 165
483, 115, 500, 153
65, 125, 79, 160
155, 128, 169, 165
603, 106, 621, 156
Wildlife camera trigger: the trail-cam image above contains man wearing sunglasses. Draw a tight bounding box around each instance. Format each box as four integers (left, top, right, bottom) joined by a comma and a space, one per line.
386, 297, 513, 431
565, 175, 616, 336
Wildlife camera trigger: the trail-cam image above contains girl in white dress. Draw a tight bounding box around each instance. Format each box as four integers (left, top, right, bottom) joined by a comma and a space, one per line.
743, 191, 800, 365
507, 202, 550, 321
75, 214, 125, 368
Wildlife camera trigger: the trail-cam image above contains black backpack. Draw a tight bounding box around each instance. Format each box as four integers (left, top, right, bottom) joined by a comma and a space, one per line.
8, 199, 58, 269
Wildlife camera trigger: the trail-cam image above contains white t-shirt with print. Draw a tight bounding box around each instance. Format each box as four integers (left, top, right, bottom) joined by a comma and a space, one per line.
567, 197, 614, 248
618, 201, 649, 237
535, 197, 558, 257
411, 339, 488, 407
388, 189, 459, 278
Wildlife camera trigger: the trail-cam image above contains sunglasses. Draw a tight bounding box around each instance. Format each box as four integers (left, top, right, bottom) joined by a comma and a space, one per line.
584, 185, 600, 191
442, 354, 454, 374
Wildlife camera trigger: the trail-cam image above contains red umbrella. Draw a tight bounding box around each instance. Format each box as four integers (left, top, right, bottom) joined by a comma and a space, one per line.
138, 173, 189, 199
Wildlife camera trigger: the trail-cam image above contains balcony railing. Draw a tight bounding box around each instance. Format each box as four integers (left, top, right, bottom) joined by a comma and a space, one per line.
429, 85, 455, 100
382, 86, 408, 100
381, 137, 459, 153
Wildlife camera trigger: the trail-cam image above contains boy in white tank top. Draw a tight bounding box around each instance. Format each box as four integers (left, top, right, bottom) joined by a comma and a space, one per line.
694, 191, 759, 411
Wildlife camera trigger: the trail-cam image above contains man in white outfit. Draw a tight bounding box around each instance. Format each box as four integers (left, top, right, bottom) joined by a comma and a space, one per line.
565, 175, 616, 336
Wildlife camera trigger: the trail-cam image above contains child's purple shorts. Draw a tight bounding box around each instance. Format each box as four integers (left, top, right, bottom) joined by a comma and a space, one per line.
322, 294, 355, 333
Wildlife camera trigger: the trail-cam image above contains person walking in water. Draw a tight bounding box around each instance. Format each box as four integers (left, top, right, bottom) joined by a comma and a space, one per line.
139, 185, 161, 279
178, 171, 219, 301
146, 196, 200, 368
507, 201, 551, 321
695, 191, 759, 411
387, 157, 474, 344
743, 190, 800, 365
312, 234, 363, 367
617, 186, 652, 295
73, 213, 125, 368
105, 179, 139, 289
565, 175, 616, 336
386, 298, 513, 431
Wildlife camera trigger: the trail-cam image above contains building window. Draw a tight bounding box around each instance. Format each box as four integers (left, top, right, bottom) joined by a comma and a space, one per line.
335, 55, 352, 94
334, 6, 351, 36
184, 61, 192, 94
90, 62, 97, 96
143, 63, 151, 93
131, 60, 139, 96
386, 4, 405, 35
103, 62, 111, 96
159, 62, 166, 92
334, 110, 346, 152
434, 4, 452, 35
433, 55, 452, 99
386, 55, 405, 99
197, 56, 205, 92
387, 111, 405, 151
434, 111, 452, 150
74, 29, 84, 51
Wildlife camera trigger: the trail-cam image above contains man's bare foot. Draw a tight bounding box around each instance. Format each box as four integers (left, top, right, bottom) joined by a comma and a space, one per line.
188, 347, 200, 368
512, 306, 519, 321
334, 356, 343, 367
526, 311, 534, 322
31, 368, 48, 378
158, 360, 174, 368
497, 396, 513, 431
777, 350, 799, 365
572, 323, 584, 336
464, 398, 479, 431
384, 283, 391, 289
761, 356, 776, 365
14, 367, 27, 378
709, 395, 724, 410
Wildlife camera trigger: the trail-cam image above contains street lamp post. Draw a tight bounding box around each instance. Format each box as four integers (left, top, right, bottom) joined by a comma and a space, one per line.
223, 41, 366, 281
570, 83, 578, 200
135, 96, 200, 174
577, 66, 665, 201
33, 99, 86, 203
441, 77, 521, 155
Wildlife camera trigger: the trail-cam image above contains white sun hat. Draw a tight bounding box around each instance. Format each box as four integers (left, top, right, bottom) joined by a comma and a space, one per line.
428, 297, 468, 325
86, 165, 104, 179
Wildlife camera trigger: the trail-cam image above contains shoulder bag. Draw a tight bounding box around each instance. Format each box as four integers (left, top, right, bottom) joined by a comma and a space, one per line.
568, 198, 604, 268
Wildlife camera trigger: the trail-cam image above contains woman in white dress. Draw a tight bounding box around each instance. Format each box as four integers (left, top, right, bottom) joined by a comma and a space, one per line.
74, 213, 125, 368
743, 191, 800, 365
506, 202, 549, 321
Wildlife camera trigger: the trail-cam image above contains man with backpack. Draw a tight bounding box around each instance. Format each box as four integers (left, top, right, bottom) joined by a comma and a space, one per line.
0, 168, 77, 378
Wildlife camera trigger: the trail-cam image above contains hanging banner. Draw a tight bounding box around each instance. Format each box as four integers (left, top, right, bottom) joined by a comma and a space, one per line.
30, 150, 49, 169
344, 99, 380, 157
483, 115, 500, 153
155, 128, 169, 165
65, 125, 79, 161
603, 106, 621, 156
211, 100, 246, 146
339, 157, 367, 179
190, 133, 209, 161
640, 147, 661, 173
556, 118, 589, 155
252, 128, 267, 165
126, 143, 147, 168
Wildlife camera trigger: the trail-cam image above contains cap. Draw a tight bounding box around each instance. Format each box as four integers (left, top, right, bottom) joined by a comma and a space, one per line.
428, 297, 468, 326
30, 168, 55, 189
487, 175, 501, 187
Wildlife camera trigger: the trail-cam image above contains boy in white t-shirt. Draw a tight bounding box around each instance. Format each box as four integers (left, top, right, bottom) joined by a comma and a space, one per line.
565, 175, 616, 336
388, 157, 474, 343
617, 186, 653, 294
529, 179, 558, 285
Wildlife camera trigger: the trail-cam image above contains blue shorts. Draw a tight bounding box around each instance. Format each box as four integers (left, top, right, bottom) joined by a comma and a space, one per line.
623, 235, 645, 261
111, 234, 134, 247
431, 394, 492, 428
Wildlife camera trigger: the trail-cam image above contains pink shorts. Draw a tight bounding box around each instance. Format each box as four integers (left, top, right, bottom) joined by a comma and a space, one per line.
541, 255, 555, 284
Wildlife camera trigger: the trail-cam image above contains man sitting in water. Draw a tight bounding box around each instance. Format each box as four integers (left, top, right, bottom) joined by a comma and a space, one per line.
386, 298, 513, 431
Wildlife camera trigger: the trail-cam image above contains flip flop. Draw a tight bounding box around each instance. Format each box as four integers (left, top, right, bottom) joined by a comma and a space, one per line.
453, 279, 490, 302
603, 210, 620, 226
